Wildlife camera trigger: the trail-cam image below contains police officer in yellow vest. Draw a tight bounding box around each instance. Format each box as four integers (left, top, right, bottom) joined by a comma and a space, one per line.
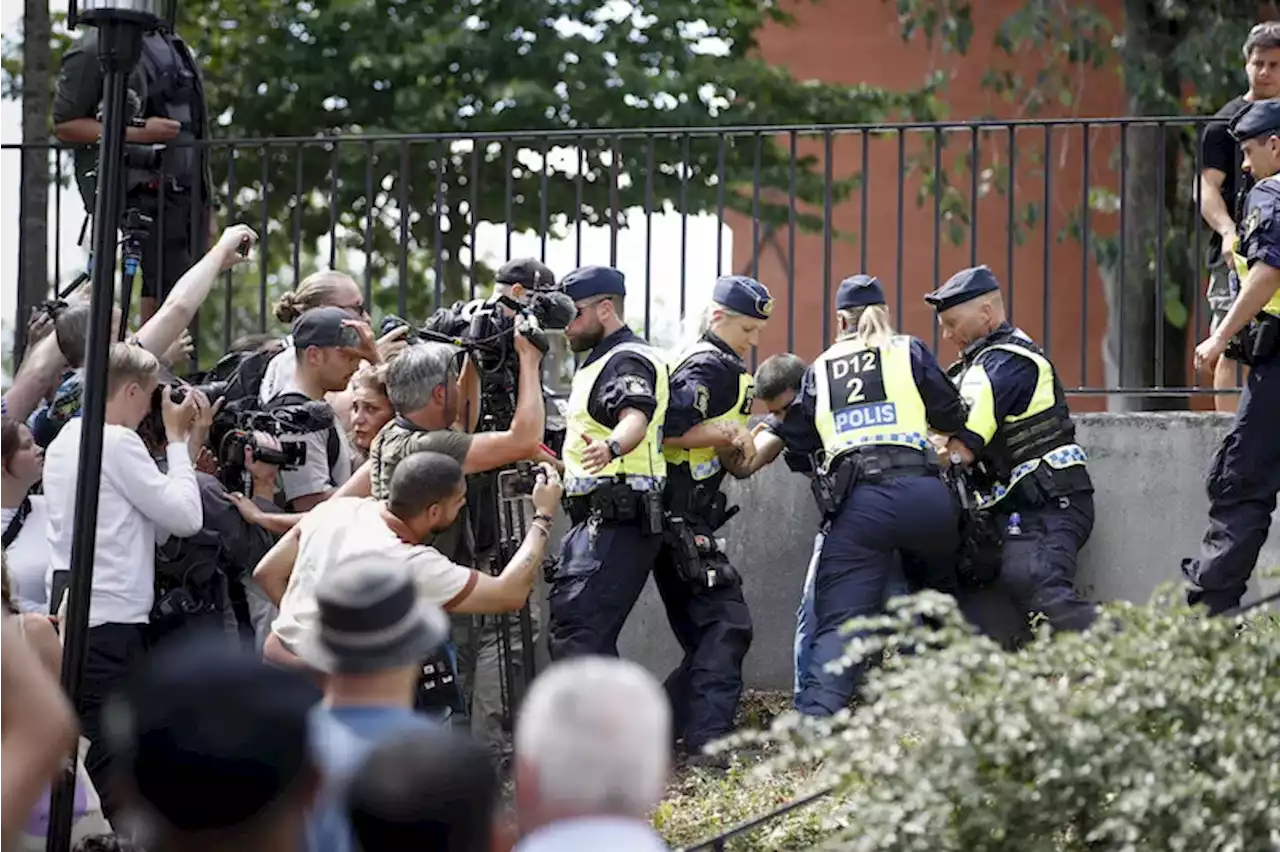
657, 275, 772, 763
1183, 100, 1280, 614
770, 275, 971, 715
926, 265, 1097, 638
550, 266, 670, 660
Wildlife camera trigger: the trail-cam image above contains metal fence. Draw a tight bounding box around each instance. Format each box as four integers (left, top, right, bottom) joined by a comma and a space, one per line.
4, 117, 1236, 399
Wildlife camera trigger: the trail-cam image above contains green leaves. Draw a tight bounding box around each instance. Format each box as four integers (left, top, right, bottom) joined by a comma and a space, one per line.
723, 588, 1280, 850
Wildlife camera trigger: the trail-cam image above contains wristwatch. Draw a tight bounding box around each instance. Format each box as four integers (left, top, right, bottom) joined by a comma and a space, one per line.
605, 438, 623, 459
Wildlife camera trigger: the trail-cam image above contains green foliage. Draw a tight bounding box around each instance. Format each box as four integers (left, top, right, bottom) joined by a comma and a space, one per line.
722, 588, 1280, 851
5, 1, 952, 364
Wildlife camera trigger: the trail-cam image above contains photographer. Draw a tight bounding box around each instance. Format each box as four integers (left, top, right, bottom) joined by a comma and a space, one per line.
41, 343, 209, 819
53, 19, 215, 321
255, 452, 561, 674
152, 431, 288, 652
271, 307, 375, 511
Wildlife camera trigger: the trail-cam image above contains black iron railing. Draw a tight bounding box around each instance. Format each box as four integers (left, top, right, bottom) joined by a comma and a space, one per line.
3, 117, 1240, 398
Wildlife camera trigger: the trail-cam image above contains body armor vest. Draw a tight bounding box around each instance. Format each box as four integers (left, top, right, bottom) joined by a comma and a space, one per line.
960, 328, 1075, 481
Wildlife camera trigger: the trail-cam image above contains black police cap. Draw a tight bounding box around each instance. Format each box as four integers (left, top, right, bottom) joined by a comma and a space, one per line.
1230, 98, 1280, 143
924, 265, 1001, 312
835, 275, 885, 310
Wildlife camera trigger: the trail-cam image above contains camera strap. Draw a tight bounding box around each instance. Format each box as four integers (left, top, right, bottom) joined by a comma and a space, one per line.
2, 497, 32, 550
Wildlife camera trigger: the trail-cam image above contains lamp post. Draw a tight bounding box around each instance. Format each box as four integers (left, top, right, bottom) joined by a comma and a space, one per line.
46, 2, 164, 850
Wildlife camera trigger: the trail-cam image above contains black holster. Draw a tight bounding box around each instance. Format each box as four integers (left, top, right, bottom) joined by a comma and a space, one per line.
1226, 313, 1280, 366
664, 514, 741, 590
566, 479, 664, 535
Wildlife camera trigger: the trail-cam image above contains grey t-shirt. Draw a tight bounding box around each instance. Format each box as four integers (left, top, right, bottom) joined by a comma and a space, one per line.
370, 423, 473, 565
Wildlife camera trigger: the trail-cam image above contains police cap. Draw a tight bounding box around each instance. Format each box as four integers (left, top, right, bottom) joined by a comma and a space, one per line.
495, 257, 558, 291
1229, 98, 1280, 143
835, 274, 885, 310
924, 265, 1001, 312
712, 275, 775, 319
562, 265, 626, 302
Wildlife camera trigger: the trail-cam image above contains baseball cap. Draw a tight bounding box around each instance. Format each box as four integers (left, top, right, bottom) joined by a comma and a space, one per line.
292, 306, 359, 350
495, 258, 558, 291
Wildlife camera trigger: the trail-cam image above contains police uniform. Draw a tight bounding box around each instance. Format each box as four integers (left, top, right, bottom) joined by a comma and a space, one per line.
1182, 101, 1280, 614
549, 267, 670, 660
53, 27, 214, 302
656, 276, 767, 754
926, 266, 1096, 635
772, 275, 970, 716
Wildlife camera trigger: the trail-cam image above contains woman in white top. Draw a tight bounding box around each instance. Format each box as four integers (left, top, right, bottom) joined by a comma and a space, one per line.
2, 417, 50, 613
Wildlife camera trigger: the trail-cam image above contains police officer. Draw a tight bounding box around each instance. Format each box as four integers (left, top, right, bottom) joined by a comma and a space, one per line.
1183, 99, 1280, 614
53, 19, 214, 323
771, 275, 971, 716
926, 265, 1096, 637
550, 266, 670, 659
658, 275, 771, 763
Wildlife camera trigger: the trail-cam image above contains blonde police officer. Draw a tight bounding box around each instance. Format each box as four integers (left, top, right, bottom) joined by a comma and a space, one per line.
928, 265, 1097, 638
770, 275, 971, 715
550, 266, 670, 660
657, 275, 772, 765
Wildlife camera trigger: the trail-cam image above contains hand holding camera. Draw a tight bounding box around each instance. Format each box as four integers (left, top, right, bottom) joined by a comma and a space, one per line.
160, 385, 200, 443
531, 462, 564, 518
215, 224, 259, 272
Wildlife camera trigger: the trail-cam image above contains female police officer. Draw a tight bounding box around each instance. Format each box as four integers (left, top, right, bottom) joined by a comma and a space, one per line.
658, 275, 772, 764
769, 275, 973, 716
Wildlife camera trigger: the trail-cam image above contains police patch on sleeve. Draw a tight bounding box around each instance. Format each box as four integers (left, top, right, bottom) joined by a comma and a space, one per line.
623, 375, 652, 397
693, 384, 710, 417
1246, 206, 1262, 240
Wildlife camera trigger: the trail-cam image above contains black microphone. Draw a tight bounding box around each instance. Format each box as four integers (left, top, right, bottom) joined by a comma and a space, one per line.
530, 290, 577, 330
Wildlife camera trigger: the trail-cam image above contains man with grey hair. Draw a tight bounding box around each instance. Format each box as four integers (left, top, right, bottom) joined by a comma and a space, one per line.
513, 656, 672, 851
332, 333, 549, 756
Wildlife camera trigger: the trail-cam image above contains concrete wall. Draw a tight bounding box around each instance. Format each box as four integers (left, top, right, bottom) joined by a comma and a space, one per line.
609, 413, 1280, 691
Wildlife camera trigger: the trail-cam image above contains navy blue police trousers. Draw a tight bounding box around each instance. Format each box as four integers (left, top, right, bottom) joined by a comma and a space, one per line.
795, 475, 959, 716
547, 519, 662, 660
1183, 356, 1280, 613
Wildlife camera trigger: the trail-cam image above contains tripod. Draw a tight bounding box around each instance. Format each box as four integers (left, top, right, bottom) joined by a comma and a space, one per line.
54, 209, 153, 341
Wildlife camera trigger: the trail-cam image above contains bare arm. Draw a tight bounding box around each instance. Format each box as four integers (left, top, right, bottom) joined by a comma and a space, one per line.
462, 346, 545, 473
1, 334, 67, 423
609, 407, 650, 455
1, 617, 79, 837
134, 225, 257, 358
721, 425, 784, 479
1199, 169, 1237, 241
448, 524, 550, 614
663, 420, 743, 450
253, 524, 302, 606
331, 461, 373, 499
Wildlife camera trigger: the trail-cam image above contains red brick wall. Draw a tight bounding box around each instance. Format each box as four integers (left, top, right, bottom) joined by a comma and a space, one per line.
732, 0, 1129, 408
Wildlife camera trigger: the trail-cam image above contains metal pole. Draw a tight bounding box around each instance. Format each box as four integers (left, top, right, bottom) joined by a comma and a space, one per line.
46, 2, 160, 850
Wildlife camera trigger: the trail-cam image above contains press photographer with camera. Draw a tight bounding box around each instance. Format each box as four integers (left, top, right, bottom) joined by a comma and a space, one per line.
41, 343, 210, 819
254, 452, 562, 675
53, 16, 215, 322
270, 306, 377, 512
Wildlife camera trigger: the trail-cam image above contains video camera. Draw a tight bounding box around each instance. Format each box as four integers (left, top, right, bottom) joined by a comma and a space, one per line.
382, 289, 575, 431
209, 401, 335, 493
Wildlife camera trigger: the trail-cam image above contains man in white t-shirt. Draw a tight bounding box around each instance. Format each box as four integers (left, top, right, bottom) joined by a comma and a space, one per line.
255, 451, 561, 673
41, 342, 208, 820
